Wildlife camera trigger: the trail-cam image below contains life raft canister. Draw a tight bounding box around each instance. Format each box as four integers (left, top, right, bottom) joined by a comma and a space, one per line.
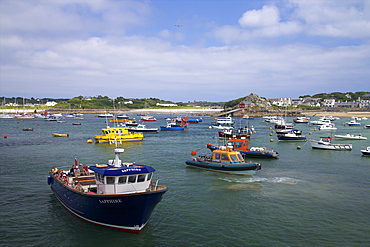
47, 176, 54, 185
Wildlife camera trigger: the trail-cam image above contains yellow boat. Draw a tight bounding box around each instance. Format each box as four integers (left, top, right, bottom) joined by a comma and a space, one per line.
109, 119, 136, 123
94, 127, 144, 143
53, 133, 69, 137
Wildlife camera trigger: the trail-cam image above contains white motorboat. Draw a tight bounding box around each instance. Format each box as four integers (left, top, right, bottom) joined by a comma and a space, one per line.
334, 134, 367, 140
361, 146, 370, 156
319, 123, 337, 130
0, 113, 15, 119
310, 119, 332, 125
209, 124, 234, 129
97, 113, 114, 118
215, 116, 235, 125
310, 137, 352, 150
127, 124, 158, 133
293, 117, 310, 123
346, 120, 361, 126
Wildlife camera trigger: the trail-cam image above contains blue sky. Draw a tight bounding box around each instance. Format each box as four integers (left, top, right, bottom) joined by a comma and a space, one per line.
0, 0, 369, 102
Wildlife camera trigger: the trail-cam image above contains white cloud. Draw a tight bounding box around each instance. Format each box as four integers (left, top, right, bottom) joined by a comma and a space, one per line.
1, 33, 369, 100
239, 5, 280, 28
0, 0, 151, 38
212, 1, 370, 43
290, 0, 370, 38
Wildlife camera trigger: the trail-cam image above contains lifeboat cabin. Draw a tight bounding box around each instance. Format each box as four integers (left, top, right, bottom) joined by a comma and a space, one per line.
88, 150, 155, 194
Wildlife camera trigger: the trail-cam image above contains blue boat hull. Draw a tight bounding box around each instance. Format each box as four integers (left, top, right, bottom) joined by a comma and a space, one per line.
185, 160, 261, 175
277, 136, 306, 141
239, 150, 279, 158
160, 126, 185, 131
49, 176, 167, 233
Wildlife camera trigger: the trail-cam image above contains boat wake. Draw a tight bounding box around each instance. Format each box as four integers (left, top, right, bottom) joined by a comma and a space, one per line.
222, 176, 301, 185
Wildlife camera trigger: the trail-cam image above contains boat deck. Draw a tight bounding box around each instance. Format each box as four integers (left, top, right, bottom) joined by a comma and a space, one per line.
52, 168, 166, 194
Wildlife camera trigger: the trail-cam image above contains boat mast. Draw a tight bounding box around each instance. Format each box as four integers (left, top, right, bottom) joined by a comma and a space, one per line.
113, 148, 124, 167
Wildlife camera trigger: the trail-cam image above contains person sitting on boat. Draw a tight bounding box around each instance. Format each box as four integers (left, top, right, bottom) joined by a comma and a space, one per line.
74, 181, 83, 192
62, 174, 68, 184
73, 165, 80, 177
69, 166, 74, 176
51, 166, 58, 175
82, 164, 89, 176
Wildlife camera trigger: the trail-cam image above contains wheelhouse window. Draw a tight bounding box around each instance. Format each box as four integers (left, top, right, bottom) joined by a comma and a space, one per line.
147, 173, 153, 181
128, 175, 136, 183
235, 142, 243, 148
137, 174, 146, 183
237, 154, 243, 160
106, 177, 115, 184
221, 154, 229, 161
215, 153, 221, 159
118, 176, 127, 184
230, 154, 239, 162
95, 173, 103, 183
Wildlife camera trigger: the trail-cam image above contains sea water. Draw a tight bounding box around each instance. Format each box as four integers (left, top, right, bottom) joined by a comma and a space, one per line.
0, 114, 369, 247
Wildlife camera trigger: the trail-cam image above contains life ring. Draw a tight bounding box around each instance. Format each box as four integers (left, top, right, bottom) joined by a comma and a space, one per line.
96, 164, 108, 168
122, 163, 133, 166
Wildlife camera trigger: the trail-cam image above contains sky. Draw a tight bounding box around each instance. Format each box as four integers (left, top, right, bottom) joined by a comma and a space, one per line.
0, 0, 369, 102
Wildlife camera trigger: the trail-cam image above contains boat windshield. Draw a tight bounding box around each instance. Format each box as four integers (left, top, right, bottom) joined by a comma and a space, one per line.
230, 154, 239, 162
221, 154, 228, 161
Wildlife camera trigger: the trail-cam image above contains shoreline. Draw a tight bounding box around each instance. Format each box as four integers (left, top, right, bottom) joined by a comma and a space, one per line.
2, 108, 370, 118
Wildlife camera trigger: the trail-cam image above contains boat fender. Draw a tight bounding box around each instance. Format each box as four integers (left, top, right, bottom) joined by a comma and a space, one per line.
191, 150, 197, 156
47, 176, 54, 185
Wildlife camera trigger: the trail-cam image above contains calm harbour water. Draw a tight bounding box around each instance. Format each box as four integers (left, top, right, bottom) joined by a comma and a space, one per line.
0, 114, 369, 247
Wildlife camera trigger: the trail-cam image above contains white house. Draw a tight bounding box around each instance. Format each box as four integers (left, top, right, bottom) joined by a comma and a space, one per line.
45, 101, 57, 107
321, 99, 335, 107
270, 98, 292, 107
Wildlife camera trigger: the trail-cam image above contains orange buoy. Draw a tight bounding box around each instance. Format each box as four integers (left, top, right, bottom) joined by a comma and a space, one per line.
191, 150, 197, 156
4, 136, 8, 138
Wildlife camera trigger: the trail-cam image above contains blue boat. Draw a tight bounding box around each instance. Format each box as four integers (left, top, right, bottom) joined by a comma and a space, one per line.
186, 146, 261, 175
23, 128, 34, 131
277, 130, 306, 141
346, 120, 361, 126
44, 116, 60, 121
160, 122, 187, 131
47, 148, 167, 233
